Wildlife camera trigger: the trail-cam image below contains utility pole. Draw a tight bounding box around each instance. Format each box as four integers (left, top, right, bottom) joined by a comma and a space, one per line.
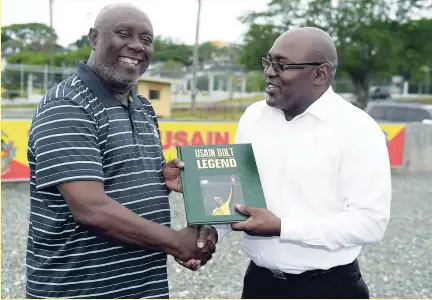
191, 0, 201, 116
49, 0, 55, 85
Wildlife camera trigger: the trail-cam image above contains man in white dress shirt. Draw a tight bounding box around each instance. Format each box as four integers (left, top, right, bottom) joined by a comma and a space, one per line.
216, 27, 391, 298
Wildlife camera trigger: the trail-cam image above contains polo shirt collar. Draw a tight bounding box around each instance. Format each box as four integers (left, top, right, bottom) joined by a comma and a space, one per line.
76, 61, 143, 109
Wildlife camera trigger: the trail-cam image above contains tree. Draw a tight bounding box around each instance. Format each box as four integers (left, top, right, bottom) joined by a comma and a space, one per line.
238, 0, 429, 109
237, 24, 283, 71
151, 36, 242, 66
152, 36, 193, 65
394, 18, 432, 82
329, 20, 405, 108
304, 0, 426, 108
2, 23, 242, 75
2, 23, 59, 54
245, 71, 266, 92
238, 0, 307, 30
198, 42, 221, 61
236, 0, 307, 70
6, 51, 50, 65
57, 46, 92, 66
68, 35, 90, 50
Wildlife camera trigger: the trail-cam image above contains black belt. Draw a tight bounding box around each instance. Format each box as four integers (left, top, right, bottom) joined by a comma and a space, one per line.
263, 259, 359, 280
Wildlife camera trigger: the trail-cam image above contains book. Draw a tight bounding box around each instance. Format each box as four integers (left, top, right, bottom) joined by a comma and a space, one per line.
176, 143, 267, 226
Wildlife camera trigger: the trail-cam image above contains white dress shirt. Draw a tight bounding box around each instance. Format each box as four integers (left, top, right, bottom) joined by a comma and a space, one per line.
215, 86, 391, 274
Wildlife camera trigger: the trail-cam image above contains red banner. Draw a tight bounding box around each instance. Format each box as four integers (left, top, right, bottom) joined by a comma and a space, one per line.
1, 120, 406, 181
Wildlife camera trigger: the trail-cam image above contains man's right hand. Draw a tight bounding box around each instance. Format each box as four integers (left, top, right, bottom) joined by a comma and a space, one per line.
175, 225, 218, 271
173, 226, 216, 264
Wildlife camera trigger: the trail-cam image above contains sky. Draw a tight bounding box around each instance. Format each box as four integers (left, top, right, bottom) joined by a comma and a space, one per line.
1, 0, 270, 47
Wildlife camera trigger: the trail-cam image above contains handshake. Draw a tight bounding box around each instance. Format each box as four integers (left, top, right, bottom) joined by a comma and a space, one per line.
163, 157, 282, 271
170, 225, 217, 271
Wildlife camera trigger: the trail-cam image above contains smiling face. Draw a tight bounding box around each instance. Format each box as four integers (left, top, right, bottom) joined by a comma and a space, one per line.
264, 35, 317, 114
88, 6, 153, 92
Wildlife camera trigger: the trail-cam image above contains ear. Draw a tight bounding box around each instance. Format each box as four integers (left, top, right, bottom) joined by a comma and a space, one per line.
88, 28, 98, 50
312, 63, 331, 86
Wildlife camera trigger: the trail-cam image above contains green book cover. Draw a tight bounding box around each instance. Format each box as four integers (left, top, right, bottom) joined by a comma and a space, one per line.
177, 143, 267, 226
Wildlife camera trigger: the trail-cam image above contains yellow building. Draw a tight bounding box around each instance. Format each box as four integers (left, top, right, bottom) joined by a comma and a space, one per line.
135, 77, 172, 118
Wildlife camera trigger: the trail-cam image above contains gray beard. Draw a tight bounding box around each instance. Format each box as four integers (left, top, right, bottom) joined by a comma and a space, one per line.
94, 59, 138, 92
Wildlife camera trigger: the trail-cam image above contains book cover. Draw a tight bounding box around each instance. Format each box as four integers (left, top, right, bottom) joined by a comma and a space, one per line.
177, 143, 267, 225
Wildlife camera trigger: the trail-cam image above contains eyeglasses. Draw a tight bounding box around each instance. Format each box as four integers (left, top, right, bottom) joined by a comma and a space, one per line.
262, 57, 323, 72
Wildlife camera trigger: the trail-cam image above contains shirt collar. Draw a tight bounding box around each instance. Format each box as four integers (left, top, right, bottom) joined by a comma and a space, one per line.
301, 85, 335, 121
75, 61, 143, 109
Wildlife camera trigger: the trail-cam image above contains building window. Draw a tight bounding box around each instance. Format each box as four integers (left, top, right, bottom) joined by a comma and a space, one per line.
149, 89, 160, 100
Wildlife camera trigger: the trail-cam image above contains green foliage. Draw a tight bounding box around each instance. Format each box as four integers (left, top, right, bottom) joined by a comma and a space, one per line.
5, 5, 430, 110
56, 46, 92, 66
237, 0, 431, 108
6, 51, 51, 65
160, 59, 185, 73
199, 42, 220, 61
238, 0, 307, 29
69, 35, 90, 49
245, 71, 266, 92
2, 23, 57, 53
4, 25, 241, 70
238, 24, 283, 71
6, 46, 91, 67
152, 36, 193, 65
394, 18, 432, 81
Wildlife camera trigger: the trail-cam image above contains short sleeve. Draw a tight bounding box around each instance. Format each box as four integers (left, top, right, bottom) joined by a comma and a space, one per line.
30, 99, 104, 190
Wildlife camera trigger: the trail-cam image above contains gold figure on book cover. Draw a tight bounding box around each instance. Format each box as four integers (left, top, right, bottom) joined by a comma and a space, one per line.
200, 174, 245, 217
212, 175, 236, 216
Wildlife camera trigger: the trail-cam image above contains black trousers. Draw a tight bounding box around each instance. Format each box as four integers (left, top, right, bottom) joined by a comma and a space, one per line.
241, 259, 369, 299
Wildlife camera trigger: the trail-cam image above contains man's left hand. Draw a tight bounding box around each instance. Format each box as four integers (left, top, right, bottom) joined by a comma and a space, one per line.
163, 158, 184, 193
175, 226, 218, 271
231, 204, 281, 236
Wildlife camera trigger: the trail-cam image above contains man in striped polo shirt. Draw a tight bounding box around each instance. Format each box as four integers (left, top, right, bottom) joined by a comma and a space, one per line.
26, 3, 217, 299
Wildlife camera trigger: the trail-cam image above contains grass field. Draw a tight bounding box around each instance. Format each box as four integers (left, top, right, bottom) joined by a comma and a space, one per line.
1, 95, 262, 121
216, 94, 265, 105
171, 109, 245, 121
3, 94, 432, 121
1, 95, 265, 110
1, 103, 39, 109
393, 96, 432, 103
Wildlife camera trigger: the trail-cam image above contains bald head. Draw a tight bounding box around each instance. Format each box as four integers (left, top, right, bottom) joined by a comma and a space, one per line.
94, 3, 152, 32
275, 27, 338, 79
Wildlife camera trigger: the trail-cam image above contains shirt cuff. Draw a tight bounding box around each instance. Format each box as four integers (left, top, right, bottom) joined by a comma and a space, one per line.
213, 224, 231, 242
280, 216, 311, 243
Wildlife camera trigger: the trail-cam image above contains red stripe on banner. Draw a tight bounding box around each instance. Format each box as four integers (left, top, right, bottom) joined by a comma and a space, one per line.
1, 160, 30, 181
387, 128, 405, 167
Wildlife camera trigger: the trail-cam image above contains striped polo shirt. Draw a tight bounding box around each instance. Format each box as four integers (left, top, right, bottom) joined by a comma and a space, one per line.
26, 61, 171, 299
